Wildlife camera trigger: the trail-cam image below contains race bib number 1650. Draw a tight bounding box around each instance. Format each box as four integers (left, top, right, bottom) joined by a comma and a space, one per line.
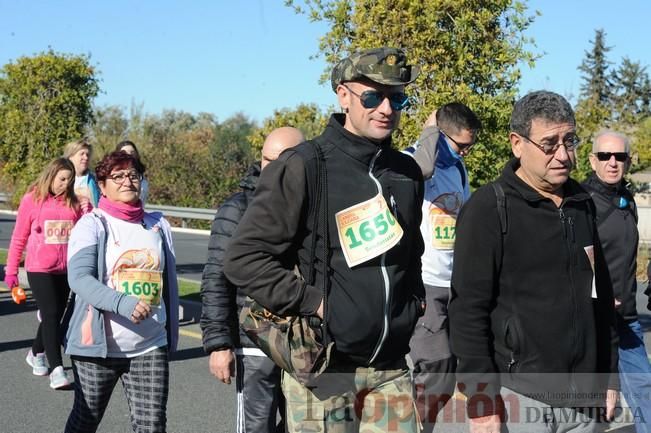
335, 193, 403, 268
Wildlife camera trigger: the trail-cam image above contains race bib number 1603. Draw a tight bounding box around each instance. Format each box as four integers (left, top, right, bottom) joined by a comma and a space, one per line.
116, 269, 163, 306
335, 193, 403, 268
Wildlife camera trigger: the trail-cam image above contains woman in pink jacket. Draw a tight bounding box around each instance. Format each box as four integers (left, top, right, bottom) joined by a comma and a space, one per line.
4, 158, 83, 389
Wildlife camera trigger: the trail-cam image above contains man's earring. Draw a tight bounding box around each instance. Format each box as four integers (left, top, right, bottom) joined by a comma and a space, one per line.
344, 107, 349, 113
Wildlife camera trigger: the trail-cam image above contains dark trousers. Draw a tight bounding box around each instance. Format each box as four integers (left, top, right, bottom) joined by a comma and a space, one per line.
27, 272, 70, 369
408, 284, 456, 433
235, 354, 284, 433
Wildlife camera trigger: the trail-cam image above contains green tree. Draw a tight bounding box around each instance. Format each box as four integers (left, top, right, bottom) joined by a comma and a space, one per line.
573, 29, 615, 180
93, 105, 129, 156
633, 117, 651, 174
88, 106, 257, 217
248, 103, 329, 155
0, 50, 99, 202
286, 0, 539, 186
611, 58, 650, 125
578, 29, 612, 104
574, 30, 651, 180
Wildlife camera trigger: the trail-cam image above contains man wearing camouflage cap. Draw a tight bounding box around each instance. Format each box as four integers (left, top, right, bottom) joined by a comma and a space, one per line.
224, 47, 425, 432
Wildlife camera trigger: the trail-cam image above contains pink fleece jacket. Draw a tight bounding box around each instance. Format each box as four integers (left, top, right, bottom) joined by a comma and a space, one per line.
6, 191, 83, 276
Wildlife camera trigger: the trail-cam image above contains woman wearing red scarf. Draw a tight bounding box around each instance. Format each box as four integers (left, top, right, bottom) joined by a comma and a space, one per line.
63, 151, 179, 433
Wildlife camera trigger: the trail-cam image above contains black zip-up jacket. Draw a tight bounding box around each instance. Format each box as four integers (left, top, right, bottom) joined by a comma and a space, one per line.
450, 159, 618, 413
224, 114, 425, 367
582, 173, 640, 321
200, 163, 259, 353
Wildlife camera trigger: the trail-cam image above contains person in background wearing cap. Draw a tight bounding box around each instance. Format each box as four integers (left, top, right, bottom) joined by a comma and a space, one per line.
582, 130, 651, 433
404, 103, 481, 431
200, 127, 305, 433
224, 47, 425, 432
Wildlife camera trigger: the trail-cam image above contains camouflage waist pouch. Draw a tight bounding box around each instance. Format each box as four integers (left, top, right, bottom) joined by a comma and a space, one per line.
239, 297, 334, 387
239, 141, 335, 388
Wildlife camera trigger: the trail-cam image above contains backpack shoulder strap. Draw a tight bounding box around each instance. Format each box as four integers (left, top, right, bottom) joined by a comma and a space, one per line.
293, 139, 330, 312
491, 181, 507, 235
293, 140, 330, 343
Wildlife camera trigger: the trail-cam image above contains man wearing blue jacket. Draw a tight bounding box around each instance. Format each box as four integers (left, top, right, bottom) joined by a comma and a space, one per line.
406, 103, 480, 431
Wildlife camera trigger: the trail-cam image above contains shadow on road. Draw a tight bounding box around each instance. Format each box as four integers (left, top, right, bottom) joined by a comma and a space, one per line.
176, 264, 205, 275
0, 296, 37, 317
170, 346, 205, 362
0, 337, 32, 353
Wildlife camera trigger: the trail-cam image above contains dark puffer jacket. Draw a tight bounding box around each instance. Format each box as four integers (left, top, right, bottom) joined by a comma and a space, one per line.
200, 163, 259, 353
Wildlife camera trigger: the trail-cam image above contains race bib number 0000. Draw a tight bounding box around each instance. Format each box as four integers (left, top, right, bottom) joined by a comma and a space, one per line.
44, 220, 74, 244
335, 194, 403, 268
116, 269, 163, 306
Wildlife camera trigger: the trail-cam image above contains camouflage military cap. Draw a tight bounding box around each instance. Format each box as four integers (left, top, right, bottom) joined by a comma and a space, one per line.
330, 47, 420, 92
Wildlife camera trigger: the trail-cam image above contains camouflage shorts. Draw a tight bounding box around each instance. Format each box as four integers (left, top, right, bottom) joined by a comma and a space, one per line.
282, 366, 421, 433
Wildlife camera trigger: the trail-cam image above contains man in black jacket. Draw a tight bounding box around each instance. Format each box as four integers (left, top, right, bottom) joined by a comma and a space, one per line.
224, 47, 425, 432
582, 130, 651, 433
200, 127, 305, 433
449, 91, 619, 433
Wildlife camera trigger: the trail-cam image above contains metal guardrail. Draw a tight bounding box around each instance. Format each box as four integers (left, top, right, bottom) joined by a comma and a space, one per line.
144, 204, 215, 227
4, 193, 651, 240
0, 193, 214, 228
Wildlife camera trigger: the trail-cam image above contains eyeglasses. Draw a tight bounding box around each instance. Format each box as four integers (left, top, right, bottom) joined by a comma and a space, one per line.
520, 133, 581, 155
342, 84, 411, 111
107, 171, 142, 184
595, 152, 628, 162
441, 129, 476, 153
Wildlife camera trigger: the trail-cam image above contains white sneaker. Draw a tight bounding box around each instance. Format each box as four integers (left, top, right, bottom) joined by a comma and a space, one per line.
25, 350, 48, 376
49, 366, 72, 390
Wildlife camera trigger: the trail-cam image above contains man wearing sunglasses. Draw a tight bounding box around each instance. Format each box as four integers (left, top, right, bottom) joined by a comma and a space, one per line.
404, 103, 481, 431
582, 130, 651, 433
224, 47, 425, 432
449, 91, 619, 433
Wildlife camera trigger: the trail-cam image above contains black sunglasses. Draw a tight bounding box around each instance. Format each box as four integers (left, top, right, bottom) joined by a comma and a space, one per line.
595, 152, 628, 162
440, 129, 476, 153
342, 84, 410, 111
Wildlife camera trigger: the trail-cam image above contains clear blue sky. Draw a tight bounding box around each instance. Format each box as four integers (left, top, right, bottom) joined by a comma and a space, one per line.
0, 0, 649, 123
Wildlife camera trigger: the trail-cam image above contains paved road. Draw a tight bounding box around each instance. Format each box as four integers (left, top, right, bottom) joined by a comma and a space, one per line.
2, 288, 646, 432
1, 211, 649, 432
0, 289, 236, 433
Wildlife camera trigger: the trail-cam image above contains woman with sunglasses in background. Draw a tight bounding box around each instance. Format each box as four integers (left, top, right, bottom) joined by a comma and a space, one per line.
4, 158, 83, 389
115, 140, 150, 205
64, 151, 178, 433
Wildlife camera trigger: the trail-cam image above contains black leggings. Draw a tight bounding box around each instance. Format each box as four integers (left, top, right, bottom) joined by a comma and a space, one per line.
27, 272, 71, 369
